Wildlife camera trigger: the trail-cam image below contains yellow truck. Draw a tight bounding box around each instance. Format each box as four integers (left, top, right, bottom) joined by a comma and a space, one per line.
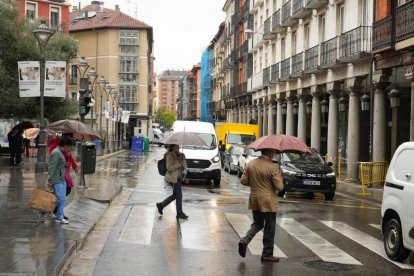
215, 123, 260, 151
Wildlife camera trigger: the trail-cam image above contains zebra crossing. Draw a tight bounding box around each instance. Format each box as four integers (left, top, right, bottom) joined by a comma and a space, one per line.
95, 167, 132, 173
117, 207, 414, 270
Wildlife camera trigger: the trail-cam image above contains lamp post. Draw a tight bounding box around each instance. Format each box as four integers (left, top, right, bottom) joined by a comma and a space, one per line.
33, 23, 54, 173
96, 76, 107, 155
389, 87, 401, 156
110, 90, 119, 151
87, 67, 98, 130
103, 84, 114, 153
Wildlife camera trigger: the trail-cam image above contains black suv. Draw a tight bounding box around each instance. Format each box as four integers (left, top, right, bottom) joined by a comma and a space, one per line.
274, 149, 336, 200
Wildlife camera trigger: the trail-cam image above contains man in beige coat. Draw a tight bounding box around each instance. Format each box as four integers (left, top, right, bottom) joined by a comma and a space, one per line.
239, 148, 284, 262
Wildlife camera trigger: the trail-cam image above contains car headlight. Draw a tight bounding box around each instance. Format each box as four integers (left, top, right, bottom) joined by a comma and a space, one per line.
326, 171, 336, 177
212, 154, 220, 163
281, 168, 298, 176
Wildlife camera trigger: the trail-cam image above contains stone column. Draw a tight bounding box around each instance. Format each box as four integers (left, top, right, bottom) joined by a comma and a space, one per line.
268, 98, 275, 135
286, 97, 294, 136
297, 93, 308, 142
310, 86, 323, 152
345, 81, 364, 181
326, 82, 342, 173
258, 101, 263, 137
276, 99, 284, 134
263, 99, 268, 136
238, 105, 242, 124
252, 101, 257, 124
373, 79, 390, 161
247, 104, 252, 123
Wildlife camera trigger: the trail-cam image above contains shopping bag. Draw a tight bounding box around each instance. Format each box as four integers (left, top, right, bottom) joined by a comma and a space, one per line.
28, 188, 56, 213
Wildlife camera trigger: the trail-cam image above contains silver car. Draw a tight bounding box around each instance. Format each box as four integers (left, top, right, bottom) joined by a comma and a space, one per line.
238, 148, 261, 177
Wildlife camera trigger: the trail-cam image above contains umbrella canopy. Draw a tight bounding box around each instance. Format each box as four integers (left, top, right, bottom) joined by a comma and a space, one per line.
23, 128, 40, 139
47, 120, 102, 141
161, 131, 207, 147
247, 134, 311, 154
13, 121, 34, 131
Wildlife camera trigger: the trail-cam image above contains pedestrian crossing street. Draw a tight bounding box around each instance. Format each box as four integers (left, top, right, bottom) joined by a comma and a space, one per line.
118, 206, 414, 270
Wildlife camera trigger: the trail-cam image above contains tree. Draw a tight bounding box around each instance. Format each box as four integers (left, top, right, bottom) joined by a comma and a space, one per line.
154, 107, 176, 129
0, 4, 79, 122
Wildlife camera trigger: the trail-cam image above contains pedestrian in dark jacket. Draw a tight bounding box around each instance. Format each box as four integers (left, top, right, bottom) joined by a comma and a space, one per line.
7, 129, 18, 166
15, 129, 24, 165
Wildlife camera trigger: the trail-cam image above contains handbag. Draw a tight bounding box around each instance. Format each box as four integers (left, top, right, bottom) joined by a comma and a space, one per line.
28, 188, 57, 213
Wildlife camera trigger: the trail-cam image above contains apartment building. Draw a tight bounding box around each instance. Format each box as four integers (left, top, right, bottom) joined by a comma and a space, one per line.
16, 0, 70, 33
157, 70, 187, 112
68, 1, 153, 138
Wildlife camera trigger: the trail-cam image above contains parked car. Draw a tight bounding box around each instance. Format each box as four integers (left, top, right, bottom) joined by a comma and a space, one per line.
381, 142, 414, 262
238, 148, 262, 177
224, 145, 245, 174
274, 149, 336, 200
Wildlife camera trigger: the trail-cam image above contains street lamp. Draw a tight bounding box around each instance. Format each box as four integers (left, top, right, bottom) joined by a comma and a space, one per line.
33, 23, 54, 173
87, 67, 98, 130
110, 89, 119, 151
389, 87, 401, 155
96, 76, 107, 155
281, 102, 287, 115
306, 100, 312, 114
360, 94, 370, 111
321, 98, 329, 114
293, 101, 299, 115
339, 96, 348, 112
103, 84, 114, 153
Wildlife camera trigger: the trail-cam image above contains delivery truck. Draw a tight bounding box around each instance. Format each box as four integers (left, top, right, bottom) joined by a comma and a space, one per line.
215, 123, 259, 151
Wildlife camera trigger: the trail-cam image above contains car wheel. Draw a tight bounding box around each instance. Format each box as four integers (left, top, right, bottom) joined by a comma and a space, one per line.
383, 218, 411, 262
214, 177, 221, 187
324, 192, 335, 200
277, 189, 285, 197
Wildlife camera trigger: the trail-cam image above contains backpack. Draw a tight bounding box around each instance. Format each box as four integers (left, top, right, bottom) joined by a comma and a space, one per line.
157, 158, 167, 176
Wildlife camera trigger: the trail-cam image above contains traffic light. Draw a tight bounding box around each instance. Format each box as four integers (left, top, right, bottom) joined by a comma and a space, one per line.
79, 89, 91, 116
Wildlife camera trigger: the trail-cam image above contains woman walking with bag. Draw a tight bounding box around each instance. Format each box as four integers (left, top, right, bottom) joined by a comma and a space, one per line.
156, 144, 188, 219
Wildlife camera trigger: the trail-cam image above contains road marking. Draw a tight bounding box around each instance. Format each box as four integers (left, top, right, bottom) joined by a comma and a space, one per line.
320, 220, 414, 269
225, 213, 286, 257
369, 223, 381, 230
278, 218, 361, 265
119, 206, 155, 245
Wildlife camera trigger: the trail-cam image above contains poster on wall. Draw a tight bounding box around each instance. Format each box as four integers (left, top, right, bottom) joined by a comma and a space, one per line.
121, 110, 130, 124
18, 61, 40, 97
105, 101, 110, 119
45, 61, 66, 97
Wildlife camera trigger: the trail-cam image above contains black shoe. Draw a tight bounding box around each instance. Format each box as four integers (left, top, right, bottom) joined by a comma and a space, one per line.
238, 240, 247, 258
156, 203, 163, 215
176, 212, 188, 219
64, 215, 69, 220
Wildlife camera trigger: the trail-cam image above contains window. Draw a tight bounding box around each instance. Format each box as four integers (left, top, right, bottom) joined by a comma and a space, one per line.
119, 85, 137, 102
304, 24, 310, 50
281, 37, 286, 59
70, 65, 77, 85
120, 30, 139, 45
119, 57, 138, 73
339, 4, 345, 34
361, 0, 368, 26
319, 15, 326, 42
120, 45, 137, 54
50, 7, 60, 28
291, 31, 297, 55
26, 2, 36, 22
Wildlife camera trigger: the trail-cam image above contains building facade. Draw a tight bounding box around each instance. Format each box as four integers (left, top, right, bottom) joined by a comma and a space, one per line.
157, 70, 187, 112
68, 1, 153, 139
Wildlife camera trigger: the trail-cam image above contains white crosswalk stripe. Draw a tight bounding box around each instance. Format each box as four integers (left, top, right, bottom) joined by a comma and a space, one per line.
278, 218, 361, 265
369, 223, 381, 230
320, 220, 414, 269
225, 213, 287, 257
119, 206, 155, 245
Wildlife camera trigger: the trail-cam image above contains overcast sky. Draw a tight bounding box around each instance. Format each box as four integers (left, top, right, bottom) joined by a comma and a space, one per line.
69, 0, 226, 74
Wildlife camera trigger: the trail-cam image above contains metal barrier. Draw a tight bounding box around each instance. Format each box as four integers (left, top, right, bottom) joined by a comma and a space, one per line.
358, 161, 388, 196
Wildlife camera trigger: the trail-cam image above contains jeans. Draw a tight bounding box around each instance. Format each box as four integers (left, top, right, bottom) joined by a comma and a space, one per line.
241, 210, 276, 257
53, 182, 66, 220
160, 179, 183, 214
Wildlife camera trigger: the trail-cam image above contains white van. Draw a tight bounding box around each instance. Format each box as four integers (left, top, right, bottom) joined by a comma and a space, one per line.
171, 120, 221, 186
381, 142, 414, 262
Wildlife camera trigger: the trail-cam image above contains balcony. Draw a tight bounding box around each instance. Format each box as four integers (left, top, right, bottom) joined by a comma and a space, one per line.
396, 0, 414, 44
281, 1, 298, 27
304, 0, 328, 9
232, 82, 247, 98
264, 17, 277, 40
248, 25, 265, 53
248, 70, 264, 92
270, 63, 280, 83
280, 57, 291, 81
291, 52, 304, 77
304, 45, 319, 73
263, 66, 270, 86
272, 9, 285, 33
250, 0, 264, 13
223, 57, 232, 70
292, 0, 311, 19
320, 37, 340, 69
339, 26, 372, 63
372, 16, 394, 53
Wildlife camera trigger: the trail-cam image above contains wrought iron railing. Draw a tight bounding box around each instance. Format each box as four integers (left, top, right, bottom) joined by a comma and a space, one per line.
272, 9, 282, 31
320, 37, 338, 66
282, 1, 292, 24
271, 63, 280, 82
305, 45, 319, 71
292, 0, 305, 15
281, 58, 291, 79
339, 26, 372, 58
396, 0, 414, 42
372, 16, 394, 52
291, 52, 303, 75
263, 66, 270, 85
264, 18, 271, 37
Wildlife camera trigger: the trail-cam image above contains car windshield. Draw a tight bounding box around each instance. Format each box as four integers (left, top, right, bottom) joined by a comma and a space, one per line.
232, 147, 245, 155
227, 133, 256, 145
181, 133, 217, 150
281, 151, 325, 164
248, 149, 262, 157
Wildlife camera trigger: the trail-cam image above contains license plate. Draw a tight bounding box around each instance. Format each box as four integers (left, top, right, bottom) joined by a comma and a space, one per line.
188, 168, 203, 173
303, 180, 320, 185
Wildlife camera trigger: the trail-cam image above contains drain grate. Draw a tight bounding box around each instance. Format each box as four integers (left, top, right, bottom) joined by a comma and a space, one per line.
303, 261, 354, 272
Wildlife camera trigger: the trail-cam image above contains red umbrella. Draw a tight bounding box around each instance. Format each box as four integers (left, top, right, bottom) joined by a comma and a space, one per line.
247, 134, 311, 154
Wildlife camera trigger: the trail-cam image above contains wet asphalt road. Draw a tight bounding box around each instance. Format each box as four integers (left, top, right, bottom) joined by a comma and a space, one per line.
62, 146, 414, 276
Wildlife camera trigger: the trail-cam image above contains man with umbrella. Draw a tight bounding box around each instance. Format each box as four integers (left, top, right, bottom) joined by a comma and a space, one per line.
238, 148, 284, 262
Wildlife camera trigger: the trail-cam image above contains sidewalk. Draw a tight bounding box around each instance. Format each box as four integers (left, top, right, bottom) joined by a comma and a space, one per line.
336, 179, 384, 205
0, 150, 127, 275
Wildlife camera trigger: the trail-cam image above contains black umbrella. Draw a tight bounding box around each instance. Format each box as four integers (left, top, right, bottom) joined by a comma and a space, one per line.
12, 121, 35, 131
